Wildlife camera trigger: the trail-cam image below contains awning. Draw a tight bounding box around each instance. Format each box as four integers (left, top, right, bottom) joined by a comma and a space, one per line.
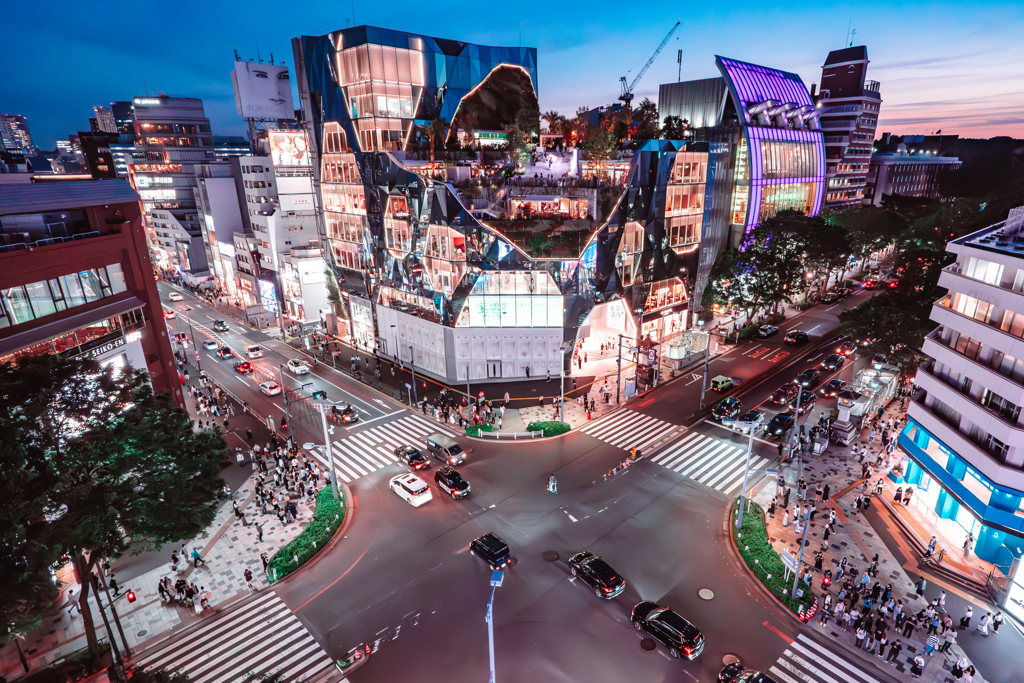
0, 295, 146, 356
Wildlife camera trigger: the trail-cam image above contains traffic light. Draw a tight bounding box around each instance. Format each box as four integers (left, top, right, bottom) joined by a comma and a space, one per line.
126, 590, 136, 603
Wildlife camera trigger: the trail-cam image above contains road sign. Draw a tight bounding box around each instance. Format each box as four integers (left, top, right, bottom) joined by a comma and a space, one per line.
648, 349, 656, 362
780, 550, 799, 573
405, 382, 412, 389
766, 469, 779, 477
300, 382, 315, 391
490, 570, 504, 587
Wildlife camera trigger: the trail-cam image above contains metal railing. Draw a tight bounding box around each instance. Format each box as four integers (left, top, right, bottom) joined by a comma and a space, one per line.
477, 429, 544, 440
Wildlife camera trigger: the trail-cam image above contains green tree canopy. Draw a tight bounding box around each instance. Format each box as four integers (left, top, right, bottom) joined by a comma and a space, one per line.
0, 356, 226, 649
659, 115, 690, 140
631, 98, 659, 142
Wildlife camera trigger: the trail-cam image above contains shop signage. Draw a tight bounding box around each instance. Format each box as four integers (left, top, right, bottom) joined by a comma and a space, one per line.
85, 337, 126, 359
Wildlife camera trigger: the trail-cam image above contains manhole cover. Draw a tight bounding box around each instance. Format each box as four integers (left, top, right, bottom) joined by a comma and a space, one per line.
699, 589, 714, 600
640, 638, 657, 651
723, 654, 740, 665
137, 630, 148, 637
541, 550, 560, 563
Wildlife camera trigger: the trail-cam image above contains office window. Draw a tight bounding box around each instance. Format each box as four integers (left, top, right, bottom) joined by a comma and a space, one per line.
25, 281, 57, 318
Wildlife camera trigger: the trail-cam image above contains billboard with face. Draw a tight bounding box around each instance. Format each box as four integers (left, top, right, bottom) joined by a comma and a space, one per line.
232, 62, 295, 119
269, 131, 311, 167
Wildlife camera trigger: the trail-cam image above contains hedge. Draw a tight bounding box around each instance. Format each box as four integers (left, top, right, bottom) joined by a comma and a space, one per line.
730, 498, 815, 615
465, 424, 494, 437
268, 487, 346, 582
526, 421, 570, 437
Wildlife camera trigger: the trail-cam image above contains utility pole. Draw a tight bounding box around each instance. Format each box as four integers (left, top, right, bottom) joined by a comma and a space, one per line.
615, 334, 626, 404
791, 506, 812, 598
486, 570, 504, 683
408, 344, 418, 407
89, 573, 124, 677
789, 382, 804, 462
698, 328, 711, 409
736, 422, 757, 529
559, 344, 568, 423
184, 307, 201, 371
312, 405, 340, 500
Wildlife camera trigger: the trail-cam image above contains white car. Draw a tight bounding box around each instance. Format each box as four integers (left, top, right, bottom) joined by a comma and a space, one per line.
287, 358, 311, 375
168, 292, 183, 302
202, 340, 218, 350
389, 473, 432, 507
722, 410, 766, 435
258, 382, 282, 396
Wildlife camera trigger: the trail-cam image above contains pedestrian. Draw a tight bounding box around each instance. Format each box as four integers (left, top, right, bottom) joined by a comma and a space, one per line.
256, 523, 264, 543
977, 612, 991, 636
246, 427, 253, 440
941, 627, 957, 653
822, 483, 830, 501
960, 606, 972, 628
261, 552, 270, 574
783, 487, 791, 508
925, 535, 937, 556
244, 568, 255, 591
937, 590, 946, 612
855, 627, 867, 649
953, 656, 969, 680
157, 579, 169, 602
924, 632, 939, 655
782, 509, 789, 527
963, 533, 974, 559
192, 546, 206, 567
65, 589, 81, 615
886, 639, 902, 664
904, 487, 914, 505
910, 654, 924, 679
902, 612, 917, 637
992, 611, 1004, 634
915, 576, 927, 597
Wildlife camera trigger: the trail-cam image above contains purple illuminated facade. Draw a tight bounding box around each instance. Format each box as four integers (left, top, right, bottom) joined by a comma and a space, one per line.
715, 56, 825, 232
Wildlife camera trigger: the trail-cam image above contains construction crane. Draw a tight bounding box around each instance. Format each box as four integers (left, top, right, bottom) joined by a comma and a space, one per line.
619, 20, 681, 108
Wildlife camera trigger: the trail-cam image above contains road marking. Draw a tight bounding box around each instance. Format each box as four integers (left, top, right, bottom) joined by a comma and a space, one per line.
808, 353, 823, 362
748, 347, 772, 359
765, 351, 791, 363
807, 325, 821, 333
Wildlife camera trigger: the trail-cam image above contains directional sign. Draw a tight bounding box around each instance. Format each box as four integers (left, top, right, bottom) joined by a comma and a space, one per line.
300, 382, 315, 391
780, 550, 799, 573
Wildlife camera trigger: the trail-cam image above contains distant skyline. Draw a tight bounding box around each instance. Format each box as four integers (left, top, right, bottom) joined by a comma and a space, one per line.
4, 0, 1023, 148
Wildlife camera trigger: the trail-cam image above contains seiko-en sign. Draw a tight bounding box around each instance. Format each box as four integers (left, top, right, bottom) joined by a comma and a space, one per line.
86, 337, 126, 359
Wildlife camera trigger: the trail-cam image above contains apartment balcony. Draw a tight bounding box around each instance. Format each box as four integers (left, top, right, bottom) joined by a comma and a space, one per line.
908, 395, 1024, 491
923, 328, 1024, 409
820, 120, 857, 131
916, 363, 1024, 452
930, 298, 1024, 364
938, 263, 1024, 314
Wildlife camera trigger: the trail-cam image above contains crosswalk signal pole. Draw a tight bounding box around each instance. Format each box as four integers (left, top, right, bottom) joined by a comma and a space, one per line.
316, 405, 340, 501
736, 424, 756, 529
616, 334, 625, 404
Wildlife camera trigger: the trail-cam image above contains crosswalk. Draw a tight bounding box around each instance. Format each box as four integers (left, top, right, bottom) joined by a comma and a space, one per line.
135, 590, 343, 683
650, 431, 772, 496
768, 633, 885, 683
577, 410, 677, 453
325, 413, 458, 482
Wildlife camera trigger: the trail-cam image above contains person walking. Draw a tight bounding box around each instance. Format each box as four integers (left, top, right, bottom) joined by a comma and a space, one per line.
261, 552, 270, 574
65, 589, 81, 616
255, 523, 264, 543
244, 568, 255, 591
963, 533, 975, 559
992, 611, 1004, 634
941, 626, 957, 653
976, 612, 991, 636
910, 654, 925, 680
924, 632, 939, 655
192, 546, 206, 567
959, 606, 973, 628
886, 639, 902, 665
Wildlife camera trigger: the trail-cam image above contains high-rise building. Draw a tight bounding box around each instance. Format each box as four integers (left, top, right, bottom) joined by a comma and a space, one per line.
110, 101, 136, 135
127, 95, 215, 282
899, 205, 1024, 619
93, 106, 118, 133
194, 160, 246, 297
812, 46, 881, 211
0, 114, 37, 155
864, 133, 961, 206
0, 179, 183, 408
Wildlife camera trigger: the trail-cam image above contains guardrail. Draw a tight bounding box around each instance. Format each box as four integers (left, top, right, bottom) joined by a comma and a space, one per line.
478, 429, 544, 440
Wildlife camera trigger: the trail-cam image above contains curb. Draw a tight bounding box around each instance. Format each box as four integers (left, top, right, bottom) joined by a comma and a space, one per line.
270, 482, 355, 586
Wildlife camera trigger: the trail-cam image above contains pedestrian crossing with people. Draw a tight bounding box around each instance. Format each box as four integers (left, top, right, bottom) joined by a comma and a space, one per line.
325, 413, 459, 482
134, 590, 344, 683
768, 633, 885, 683
576, 410, 679, 453
650, 430, 773, 496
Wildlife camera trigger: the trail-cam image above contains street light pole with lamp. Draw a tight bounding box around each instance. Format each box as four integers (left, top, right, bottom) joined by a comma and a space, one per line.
184, 307, 201, 371
306, 403, 342, 501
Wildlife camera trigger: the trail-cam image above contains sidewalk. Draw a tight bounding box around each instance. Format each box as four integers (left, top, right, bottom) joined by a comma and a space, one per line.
749, 396, 1010, 683
0, 372, 313, 681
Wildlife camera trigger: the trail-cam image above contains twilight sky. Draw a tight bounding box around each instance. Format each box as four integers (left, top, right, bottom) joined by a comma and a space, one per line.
5, 0, 1023, 149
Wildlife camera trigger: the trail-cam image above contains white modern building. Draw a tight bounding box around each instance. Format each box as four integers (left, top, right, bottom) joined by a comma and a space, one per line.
899, 205, 1024, 619
194, 161, 246, 295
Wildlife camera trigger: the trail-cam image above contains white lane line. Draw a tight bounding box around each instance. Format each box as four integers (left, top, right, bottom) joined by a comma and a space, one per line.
652, 432, 702, 463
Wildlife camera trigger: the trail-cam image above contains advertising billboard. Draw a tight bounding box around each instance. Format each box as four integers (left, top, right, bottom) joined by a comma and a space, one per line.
269, 131, 311, 167
232, 62, 295, 120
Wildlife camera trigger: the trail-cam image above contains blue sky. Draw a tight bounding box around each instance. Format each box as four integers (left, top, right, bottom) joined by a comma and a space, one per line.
5, 0, 1023, 148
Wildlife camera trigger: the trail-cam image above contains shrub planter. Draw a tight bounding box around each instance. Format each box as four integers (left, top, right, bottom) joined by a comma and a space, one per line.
465, 424, 494, 437
526, 420, 570, 437
730, 498, 815, 618
268, 487, 347, 582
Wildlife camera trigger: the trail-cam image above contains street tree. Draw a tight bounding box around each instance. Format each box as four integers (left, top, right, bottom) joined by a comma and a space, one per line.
0, 355, 226, 652
582, 128, 618, 162
803, 219, 852, 297
659, 115, 689, 140
631, 98, 659, 141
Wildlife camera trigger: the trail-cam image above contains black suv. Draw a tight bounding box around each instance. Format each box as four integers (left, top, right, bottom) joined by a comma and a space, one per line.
212, 320, 229, 332
395, 445, 429, 470
567, 551, 626, 599
711, 397, 743, 422
216, 346, 233, 359
797, 368, 821, 388
820, 354, 845, 371
719, 662, 780, 683
783, 330, 808, 345
434, 466, 470, 498
766, 413, 795, 437
788, 392, 816, 415
470, 533, 510, 569
631, 601, 705, 660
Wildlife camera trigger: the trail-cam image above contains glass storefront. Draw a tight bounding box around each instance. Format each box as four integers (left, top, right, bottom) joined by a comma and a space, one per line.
0, 264, 128, 328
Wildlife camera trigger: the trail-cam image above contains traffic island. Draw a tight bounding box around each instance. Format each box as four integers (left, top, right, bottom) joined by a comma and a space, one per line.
526, 420, 570, 437
729, 498, 817, 620
268, 487, 347, 582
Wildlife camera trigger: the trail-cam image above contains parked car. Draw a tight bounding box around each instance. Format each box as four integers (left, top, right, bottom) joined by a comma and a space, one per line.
820, 354, 846, 371
202, 339, 218, 350
568, 551, 626, 599
711, 397, 743, 422
757, 325, 779, 338
820, 292, 842, 304
434, 466, 471, 499
233, 361, 254, 375
820, 379, 847, 397
630, 601, 705, 660
287, 358, 311, 375
470, 533, 510, 569
836, 341, 857, 356
258, 381, 282, 396
395, 445, 430, 470
331, 403, 359, 423
212, 320, 229, 332
389, 473, 432, 507
719, 661, 780, 683
783, 330, 808, 345
723, 410, 765, 434
797, 368, 821, 388
770, 382, 799, 405
787, 392, 816, 415
766, 413, 796, 437
216, 346, 233, 359
168, 292, 183, 302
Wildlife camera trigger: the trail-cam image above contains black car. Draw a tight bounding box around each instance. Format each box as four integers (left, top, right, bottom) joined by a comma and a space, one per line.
434, 466, 470, 498
631, 601, 705, 660
757, 325, 779, 338
783, 330, 808, 345
797, 368, 821, 388
719, 661, 780, 683
711, 397, 743, 422
331, 403, 359, 423
470, 533, 510, 569
232, 361, 254, 374
787, 392, 816, 415
212, 320, 229, 332
820, 379, 847, 397
567, 551, 626, 599
770, 382, 799, 405
395, 445, 429, 470
766, 413, 795, 437
820, 292, 842, 304
820, 354, 845, 371
216, 346, 233, 359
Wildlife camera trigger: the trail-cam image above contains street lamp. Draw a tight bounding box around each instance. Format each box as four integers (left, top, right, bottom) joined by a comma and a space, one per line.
697, 322, 711, 409
558, 343, 570, 424
278, 363, 292, 432
485, 570, 504, 683
184, 307, 201, 371
306, 402, 343, 500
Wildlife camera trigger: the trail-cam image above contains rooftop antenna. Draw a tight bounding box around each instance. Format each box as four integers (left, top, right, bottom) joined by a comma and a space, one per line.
351, 1, 355, 26
142, 72, 149, 96
257, 44, 263, 63
845, 21, 851, 47
234, 48, 240, 62
270, 53, 274, 65
677, 48, 682, 82
849, 28, 857, 47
